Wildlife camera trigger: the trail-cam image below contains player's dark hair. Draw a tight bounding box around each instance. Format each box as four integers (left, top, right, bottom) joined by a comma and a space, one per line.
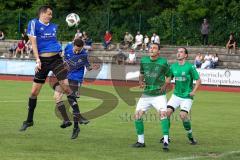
37, 5, 53, 18
74, 38, 84, 47
178, 47, 188, 58
179, 47, 188, 54
151, 43, 160, 50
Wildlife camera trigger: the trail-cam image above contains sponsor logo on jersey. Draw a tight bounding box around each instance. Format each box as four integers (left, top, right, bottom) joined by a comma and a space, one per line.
175, 77, 186, 81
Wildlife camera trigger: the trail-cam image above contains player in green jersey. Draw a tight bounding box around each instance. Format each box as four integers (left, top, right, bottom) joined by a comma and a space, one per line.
164, 47, 201, 145
132, 43, 171, 151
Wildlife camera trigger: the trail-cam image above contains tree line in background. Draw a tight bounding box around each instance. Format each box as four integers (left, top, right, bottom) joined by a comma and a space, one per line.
0, 0, 240, 45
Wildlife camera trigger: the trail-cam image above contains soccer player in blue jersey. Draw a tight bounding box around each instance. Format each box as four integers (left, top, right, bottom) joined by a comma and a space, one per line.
19, 6, 84, 138
53, 38, 99, 139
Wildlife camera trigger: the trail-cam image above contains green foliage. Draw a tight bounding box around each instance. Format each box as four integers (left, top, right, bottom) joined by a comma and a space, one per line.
0, 0, 239, 45
178, 0, 208, 20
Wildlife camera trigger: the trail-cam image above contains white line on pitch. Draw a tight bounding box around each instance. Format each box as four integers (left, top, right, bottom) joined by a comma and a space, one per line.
169, 150, 240, 160
0, 99, 110, 103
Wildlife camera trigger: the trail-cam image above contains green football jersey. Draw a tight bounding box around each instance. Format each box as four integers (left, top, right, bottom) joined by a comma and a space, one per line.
140, 56, 170, 96
170, 61, 200, 99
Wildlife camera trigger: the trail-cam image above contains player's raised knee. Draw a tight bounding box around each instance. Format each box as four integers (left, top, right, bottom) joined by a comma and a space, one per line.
61, 85, 72, 95
134, 110, 144, 119
30, 89, 40, 97
160, 111, 167, 119
53, 92, 63, 103
179, 111, 188, 120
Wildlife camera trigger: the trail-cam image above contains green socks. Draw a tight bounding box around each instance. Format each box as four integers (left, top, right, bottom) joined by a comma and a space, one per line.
183, 119, 193, 139
134, 118, 171, 143
135, 119, 144, 143
135, 119, 144, 135
161, 117, 169, 136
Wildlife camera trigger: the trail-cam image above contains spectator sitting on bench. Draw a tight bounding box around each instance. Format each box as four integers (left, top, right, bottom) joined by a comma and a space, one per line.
103, 30, 112, 50
0, 31, 5, 41
194, 52, 203, 68
114, 49, 127, 65
127, 49, 136, 64
9, 42, 17, 57
201, 53, 213, 69
132, 31, 143, 50
83, 32, 93, 52
25, 41, 33, 58
211, 54, 219, 69
14, 40, 25, 58
226, 33, 237, 54
123, 32, 134, 48
142, 34, 150, 51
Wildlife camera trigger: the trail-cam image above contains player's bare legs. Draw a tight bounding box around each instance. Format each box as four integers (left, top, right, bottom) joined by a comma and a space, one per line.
53, 85, 72, 128
19, 82, 43, 131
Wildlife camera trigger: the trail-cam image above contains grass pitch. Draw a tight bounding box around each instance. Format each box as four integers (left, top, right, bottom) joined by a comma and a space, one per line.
0, 80, 239, 160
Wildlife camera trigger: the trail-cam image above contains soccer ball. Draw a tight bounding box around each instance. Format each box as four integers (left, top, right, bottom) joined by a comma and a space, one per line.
66, 13, 80, 27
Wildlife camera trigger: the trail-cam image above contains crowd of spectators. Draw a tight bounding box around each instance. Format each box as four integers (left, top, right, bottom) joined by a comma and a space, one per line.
0, 29, 33, 58
194, 52, 219, 69
118, 31, 160, 52
0, 21, 238, 69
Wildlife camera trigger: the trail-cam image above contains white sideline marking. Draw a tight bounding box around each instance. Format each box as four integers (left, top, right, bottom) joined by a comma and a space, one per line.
169, 150, 240, 160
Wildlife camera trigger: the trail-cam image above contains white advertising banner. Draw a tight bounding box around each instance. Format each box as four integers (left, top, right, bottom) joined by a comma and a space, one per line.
197, 69, 240, 86
0, 59, 240, 86
0, 59, 35, 75
124, 68, 240, 86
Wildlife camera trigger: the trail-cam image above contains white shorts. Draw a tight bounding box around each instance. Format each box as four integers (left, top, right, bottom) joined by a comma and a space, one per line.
167, 94, 193, 113
136, 94, 167, 112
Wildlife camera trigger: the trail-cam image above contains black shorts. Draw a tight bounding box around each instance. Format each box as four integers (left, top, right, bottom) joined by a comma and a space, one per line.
34, 54, 68, 83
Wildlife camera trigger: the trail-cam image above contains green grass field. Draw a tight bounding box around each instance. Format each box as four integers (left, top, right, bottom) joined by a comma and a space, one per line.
0, 80, 240, 160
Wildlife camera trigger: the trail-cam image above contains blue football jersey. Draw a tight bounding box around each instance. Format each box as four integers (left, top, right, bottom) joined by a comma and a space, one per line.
64, 43, 90, 82
27, 18, 61, 54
